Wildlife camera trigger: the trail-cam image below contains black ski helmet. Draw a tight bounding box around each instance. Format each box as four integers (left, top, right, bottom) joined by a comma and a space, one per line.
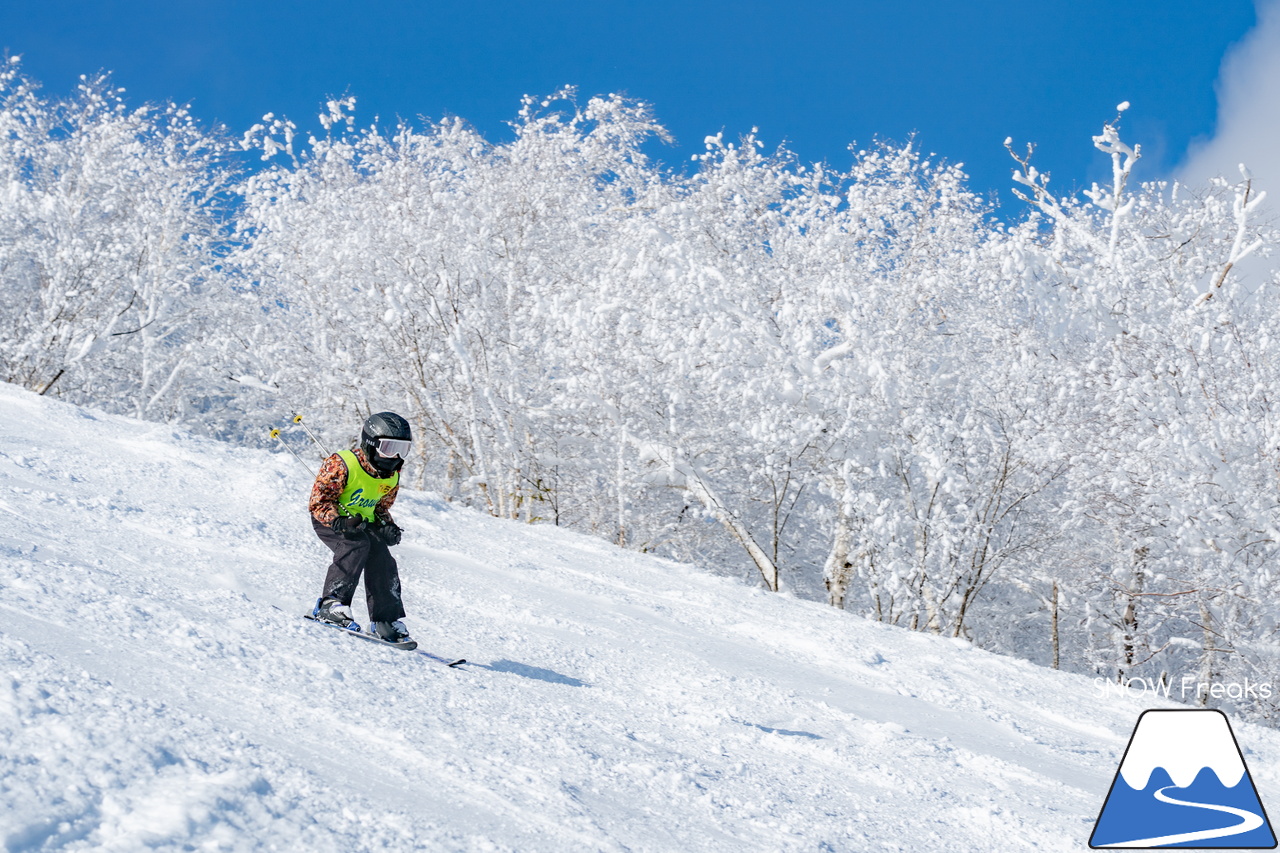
360, 411, 412, 474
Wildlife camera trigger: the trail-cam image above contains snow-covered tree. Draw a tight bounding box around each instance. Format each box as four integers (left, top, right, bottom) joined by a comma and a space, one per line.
0, 60, 234, 418
1002, 109, 1280, 704
10, 60, 1280, 717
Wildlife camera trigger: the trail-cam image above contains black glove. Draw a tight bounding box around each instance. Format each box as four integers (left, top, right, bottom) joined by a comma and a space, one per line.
330, 515, 368, 540
369, 519, 402, 546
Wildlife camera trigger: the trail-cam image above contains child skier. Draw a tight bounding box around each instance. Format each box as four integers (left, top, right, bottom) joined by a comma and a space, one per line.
309, 411, 414, 643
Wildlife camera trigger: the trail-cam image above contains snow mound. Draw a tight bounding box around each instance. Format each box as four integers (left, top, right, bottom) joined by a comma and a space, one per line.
2, 382, 1278, 851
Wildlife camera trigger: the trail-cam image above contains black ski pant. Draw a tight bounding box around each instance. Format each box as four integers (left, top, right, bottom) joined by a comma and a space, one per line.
313, 518, 406, 622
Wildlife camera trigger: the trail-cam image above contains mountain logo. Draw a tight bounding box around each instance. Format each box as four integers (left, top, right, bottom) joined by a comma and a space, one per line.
1090, 709, 1276, 849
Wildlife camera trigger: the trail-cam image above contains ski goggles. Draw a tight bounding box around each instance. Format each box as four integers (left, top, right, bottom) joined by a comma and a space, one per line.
374, 437, 412, 459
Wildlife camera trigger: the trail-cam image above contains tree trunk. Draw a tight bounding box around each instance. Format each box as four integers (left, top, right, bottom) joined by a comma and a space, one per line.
823, 497, 853, 609
1118, 547, 1147, 681
1198, 597, 1215, 707
1051, 581, 1060, 671
638, 439, 779, 591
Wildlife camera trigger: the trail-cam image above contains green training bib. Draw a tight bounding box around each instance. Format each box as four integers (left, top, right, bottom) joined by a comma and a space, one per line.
336, 449, 398, 522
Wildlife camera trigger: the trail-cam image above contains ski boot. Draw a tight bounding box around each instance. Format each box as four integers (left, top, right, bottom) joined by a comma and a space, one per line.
369, 619, 412, 643
314, 598, 358, 630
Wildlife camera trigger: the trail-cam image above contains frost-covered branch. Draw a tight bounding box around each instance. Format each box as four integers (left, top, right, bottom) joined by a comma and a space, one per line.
1195, 167, 1267, 307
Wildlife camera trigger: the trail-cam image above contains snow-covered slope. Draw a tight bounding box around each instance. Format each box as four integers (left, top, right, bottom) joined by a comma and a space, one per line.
1, 383, 1277, 852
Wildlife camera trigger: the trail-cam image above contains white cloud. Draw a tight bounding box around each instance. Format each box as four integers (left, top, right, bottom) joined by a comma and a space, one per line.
1180, 1, 1280, 193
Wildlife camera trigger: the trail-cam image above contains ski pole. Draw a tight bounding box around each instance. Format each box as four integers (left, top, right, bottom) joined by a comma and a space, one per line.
270, 427, 315, 476
291, 412, 332, 457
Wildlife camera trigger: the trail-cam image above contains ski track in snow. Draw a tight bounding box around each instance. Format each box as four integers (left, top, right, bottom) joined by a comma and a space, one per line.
2, 383, 1279, 851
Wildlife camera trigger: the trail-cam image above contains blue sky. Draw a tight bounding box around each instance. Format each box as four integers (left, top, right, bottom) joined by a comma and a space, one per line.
0, 1, 1259, 202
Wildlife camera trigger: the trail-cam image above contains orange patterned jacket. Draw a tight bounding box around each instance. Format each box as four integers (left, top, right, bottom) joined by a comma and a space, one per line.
308, 448, 399, 526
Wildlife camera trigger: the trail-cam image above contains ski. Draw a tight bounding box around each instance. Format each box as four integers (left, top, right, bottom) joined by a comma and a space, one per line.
417, 650, 468, 668
303, 614, 466, 665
